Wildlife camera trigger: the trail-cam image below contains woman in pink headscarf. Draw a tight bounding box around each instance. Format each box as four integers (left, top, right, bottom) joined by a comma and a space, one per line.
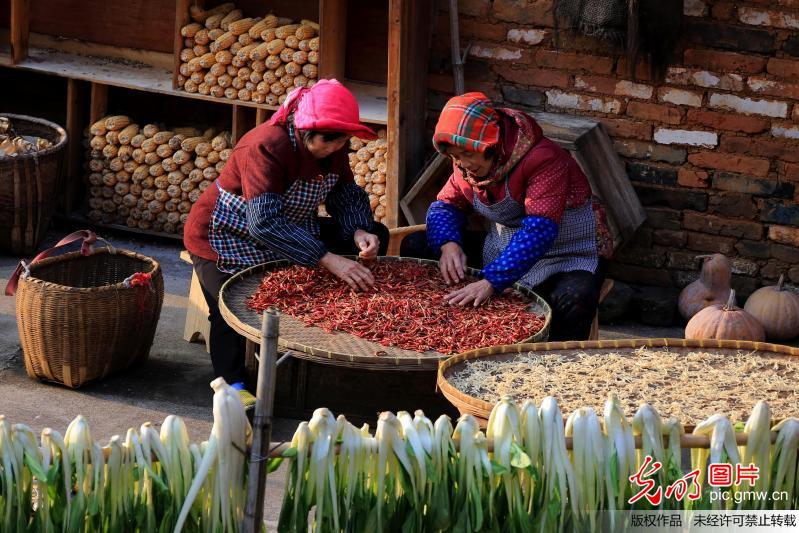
184, 79, 388, 405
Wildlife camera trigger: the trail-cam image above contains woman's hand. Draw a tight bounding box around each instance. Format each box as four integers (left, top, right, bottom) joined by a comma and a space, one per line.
354, 229, 380, 260
445, 279, 494, 307
319, 253, 375, 291
439, 242, 467, 285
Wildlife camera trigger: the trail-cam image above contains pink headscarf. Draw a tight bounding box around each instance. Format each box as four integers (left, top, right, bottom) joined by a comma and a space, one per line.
268, 79, 377, 140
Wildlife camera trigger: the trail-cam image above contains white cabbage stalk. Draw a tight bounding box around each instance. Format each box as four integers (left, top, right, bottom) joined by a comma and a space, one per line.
487, 396, 528, 529
737, 401, 772, 510
566, 407, 607, 531
603, 394, 635, 510
770, 418, 799, 511
520, 400, 543, 515
692, 413, 740, 510
539, 396, 579, 532
452, 414, 489, 532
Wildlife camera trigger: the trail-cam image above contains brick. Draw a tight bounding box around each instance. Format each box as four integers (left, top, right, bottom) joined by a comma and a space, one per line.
730, 258, 760, 277
771, 123, 799, 140
470, 44, 523, 61
731, 276, 761, 300
654, 128, 718, 148
535, 49, 614, 74
615, 80, 654, 100
464, 59, 498, 82
665, 68, 745, 91
627, 226, 653, 248
684, 0, 708, 17
720, 136, 799, 163
627, 101, 683, 125
712, 172, 795, 198
616, 141, 687, 164
767, 58, 799, 79
667, 251, 704, 270
710, 193, 758, 219
687, 232, 737, 255
599, 117, 652, 140
771, 243, 799, 263
736, 239, 771, 259
645, 207, 681, 230
794, 105, 799, 122
634, 185, 708, 211
683, 211, 763, 239
782, 162, 799, 182
684, 19, 776, 54
500, 84, 545, 108
738, 7, 799, 29
761, 199, 799, 227
712, 2, 736, 21
545, 90, 622, 114
769, 224, 799, 246
688, 151, 771, 177
678, 169, 710, 188
493, 0, 554, 26
494, 66, 570, 88
686, 109, 770, 134
574, 76, 653, 99
658, 88, 703, 108
436, 16, 508, 42
789, 267, 799, 284
684, 49, 766, 74
672, 270, 700, 289
607, 263, 672, 287
616, 247, 666, 268
708, 93, 788, 118
627, 162, 678, 185
747, 76, 799, 100
785, 35, 799, 57
507, 28, 549, 46
761, 260, 786, 280
653, 229, 687, 247
616, 57, 654, 82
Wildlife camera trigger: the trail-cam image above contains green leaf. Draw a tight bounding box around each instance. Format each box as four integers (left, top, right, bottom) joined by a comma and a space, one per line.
491, 460, 509, 476
510, 443, 531, 469
282, 447, 298, 458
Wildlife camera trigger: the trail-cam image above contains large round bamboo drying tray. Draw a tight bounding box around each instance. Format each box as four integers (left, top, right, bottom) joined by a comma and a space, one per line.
16, 248, 164, 388
0, 114, 68, 254
437, 338, 799, 427
219, 256, 552, 371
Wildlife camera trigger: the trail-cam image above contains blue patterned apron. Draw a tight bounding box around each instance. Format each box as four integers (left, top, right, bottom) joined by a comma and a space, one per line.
474, 178, 598, 289
209, 174, 338, 273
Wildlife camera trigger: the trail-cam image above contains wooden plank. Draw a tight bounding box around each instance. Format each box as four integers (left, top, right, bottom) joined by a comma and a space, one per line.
10, 0, 29, 64
64, 79, 88, 215
29, 33, 174, 70
385, 0, 401, 228
255, 107, 270, 126
232, 104, 255, 144
28, 0, 175, 53
399, 153, 450, 225
344, 0, 388, 84
173, 0, 192, 89
65, 211, 185, 241
89, 82, 108, 125
318, 0, 346, 80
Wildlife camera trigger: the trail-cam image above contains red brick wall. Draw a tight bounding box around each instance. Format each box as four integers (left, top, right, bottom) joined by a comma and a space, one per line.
427, 0, 799, 297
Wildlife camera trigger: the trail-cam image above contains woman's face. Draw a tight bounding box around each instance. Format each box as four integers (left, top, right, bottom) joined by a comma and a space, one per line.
305, 133, 349, 159
447, 145, 493, 178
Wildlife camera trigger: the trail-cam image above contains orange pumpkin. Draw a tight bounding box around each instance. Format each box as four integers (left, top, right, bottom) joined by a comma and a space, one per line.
744, 275, 799, 341
685, 290, 765, 342
678, 254, 732, 320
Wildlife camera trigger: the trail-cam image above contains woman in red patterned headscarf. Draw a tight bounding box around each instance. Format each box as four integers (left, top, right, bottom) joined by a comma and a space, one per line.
402, 92, 613, 341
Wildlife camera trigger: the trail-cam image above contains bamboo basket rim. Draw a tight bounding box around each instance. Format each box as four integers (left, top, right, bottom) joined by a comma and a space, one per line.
21, 248, 161, 293
219, 255, 552, 369
437, 337, 799, 424
0, 113, 68, 161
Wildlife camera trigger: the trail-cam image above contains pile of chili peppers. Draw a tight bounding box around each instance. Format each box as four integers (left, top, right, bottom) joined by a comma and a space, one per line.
246, 261, 546, 355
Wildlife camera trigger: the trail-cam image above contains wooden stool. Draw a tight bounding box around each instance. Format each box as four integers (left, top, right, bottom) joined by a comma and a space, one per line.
180, 250, 211, 353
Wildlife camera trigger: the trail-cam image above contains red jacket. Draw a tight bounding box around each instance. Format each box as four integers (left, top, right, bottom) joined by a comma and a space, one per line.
184, 123, 354, 261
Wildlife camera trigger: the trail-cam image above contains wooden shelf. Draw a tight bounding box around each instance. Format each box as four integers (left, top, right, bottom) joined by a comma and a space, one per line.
66, 211, 184, 242
12, 47, 388, 125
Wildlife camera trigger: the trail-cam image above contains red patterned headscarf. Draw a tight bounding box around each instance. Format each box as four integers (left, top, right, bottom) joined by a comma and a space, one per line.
433, 92, 500, 154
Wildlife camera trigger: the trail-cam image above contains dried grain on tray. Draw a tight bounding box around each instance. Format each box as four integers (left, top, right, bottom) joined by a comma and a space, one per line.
178, 3, 319, 105
446, 346, 799, 423
246, 260, 546, 354
84, 115, 230, 234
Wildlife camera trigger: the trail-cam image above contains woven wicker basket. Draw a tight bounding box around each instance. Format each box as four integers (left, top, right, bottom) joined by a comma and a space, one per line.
0, 114, 68, 254
13, 236, 164, 388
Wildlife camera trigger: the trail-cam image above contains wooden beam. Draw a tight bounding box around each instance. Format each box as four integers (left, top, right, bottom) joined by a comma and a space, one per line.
89, 83, 108, 125
232, 104, 255, 145
64, 79, 88, 215
255, 107, 270, 126
10, 0, 30, 64
318, 0, 347, 80
173, 0, 192, 89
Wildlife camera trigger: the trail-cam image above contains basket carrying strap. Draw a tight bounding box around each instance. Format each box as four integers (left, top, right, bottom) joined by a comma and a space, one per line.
5, 230, 99, 296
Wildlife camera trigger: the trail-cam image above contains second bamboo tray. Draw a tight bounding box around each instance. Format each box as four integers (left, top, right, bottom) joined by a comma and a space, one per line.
219, 256, 552, 371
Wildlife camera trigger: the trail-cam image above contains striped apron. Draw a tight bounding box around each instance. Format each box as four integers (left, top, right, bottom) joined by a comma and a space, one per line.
474, 178, 599, 289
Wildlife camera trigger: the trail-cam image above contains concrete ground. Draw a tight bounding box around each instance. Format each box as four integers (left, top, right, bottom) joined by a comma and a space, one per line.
0, 226, 684, 530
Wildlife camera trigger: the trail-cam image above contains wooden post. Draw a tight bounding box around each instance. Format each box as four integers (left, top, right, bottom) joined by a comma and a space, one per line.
449, 0, 464, 95
10, 0, 30, 65
255, 108, 270, 126
173, 0, 193, 89
318, 0, 347, 80
232, 105, 255, 145
89, 83, 109, 125
64, 79, 88, 214
243, 309, 280, 533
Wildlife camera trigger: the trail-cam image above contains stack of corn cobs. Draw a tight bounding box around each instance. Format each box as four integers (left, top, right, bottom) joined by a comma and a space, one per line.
0, 379, 253, 532
178, 3, 320, 105
347, 132, 389, 224
84, 114, 231, 234
279, 396, 799, 532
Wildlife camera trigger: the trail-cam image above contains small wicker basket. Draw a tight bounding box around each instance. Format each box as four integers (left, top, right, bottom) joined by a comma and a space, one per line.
7, 231, 164, 388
